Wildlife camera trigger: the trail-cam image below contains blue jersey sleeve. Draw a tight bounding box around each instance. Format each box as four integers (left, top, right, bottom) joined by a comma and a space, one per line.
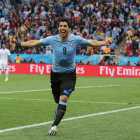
76, 36, 90, 46
40, 36, 54, 46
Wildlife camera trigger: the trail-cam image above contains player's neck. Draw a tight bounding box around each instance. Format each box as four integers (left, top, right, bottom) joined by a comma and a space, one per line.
59, 34, 70, 41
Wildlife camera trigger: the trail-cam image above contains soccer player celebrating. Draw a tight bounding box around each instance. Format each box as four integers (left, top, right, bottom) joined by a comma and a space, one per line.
0, 43, 11, 81
13, 18, 111, 135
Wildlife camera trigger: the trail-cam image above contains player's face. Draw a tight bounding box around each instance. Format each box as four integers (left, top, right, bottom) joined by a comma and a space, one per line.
2, 44, 6, 49
58, 22, 70, 39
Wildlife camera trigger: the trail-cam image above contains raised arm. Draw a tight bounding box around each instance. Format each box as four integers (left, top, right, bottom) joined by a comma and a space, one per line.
12, 40, 41, 51
76, 36, 111, 48
21, 40, 41, 47
89, 39, 111, 47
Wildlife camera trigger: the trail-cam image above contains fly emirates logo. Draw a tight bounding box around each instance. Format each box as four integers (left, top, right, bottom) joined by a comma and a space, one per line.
30, 64, 85, 75
100, 66, 140, 77
30, 64, 52, 74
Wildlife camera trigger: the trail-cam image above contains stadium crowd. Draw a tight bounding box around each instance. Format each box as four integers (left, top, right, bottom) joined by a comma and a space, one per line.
0, 0, 140, 65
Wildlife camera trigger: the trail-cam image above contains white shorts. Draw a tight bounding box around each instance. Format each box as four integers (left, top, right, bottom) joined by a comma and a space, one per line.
0, 61, 8, 70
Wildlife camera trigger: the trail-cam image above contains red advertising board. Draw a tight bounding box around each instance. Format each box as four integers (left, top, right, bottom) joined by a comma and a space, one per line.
2, 63, 140, 78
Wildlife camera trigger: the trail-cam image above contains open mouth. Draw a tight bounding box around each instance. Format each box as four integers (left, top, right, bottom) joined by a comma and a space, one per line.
60, 30, 66, 35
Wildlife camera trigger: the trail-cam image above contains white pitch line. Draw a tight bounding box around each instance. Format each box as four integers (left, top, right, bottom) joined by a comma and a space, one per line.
0, 97, 136, 105
0, 89, 51, 94
76, 85, 120, 89
0, 85, 120, 94
0, 97, 53, 102
69, 100, 136, 105
0, 105, 140, 133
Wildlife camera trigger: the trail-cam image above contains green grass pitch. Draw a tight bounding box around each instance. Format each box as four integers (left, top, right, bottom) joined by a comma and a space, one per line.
0, 74, 140, 140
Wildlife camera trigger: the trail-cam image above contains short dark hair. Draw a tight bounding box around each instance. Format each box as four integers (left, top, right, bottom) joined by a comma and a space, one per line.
58, 17, 71, 28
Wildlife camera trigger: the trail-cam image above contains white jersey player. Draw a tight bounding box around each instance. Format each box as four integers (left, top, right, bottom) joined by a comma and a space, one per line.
0, 43, 11, 81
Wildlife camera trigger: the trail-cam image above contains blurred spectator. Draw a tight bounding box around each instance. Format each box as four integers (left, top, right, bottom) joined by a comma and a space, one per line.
136, 60, 140, 66
136, 12, 140, 27
80, 48, 86, 55
39, 60, 45, 64
131, 36, 139, 56
126, 61, 131, 66
101, 45, 106, 54
42, 47, 46, 54
99, 59, 105, 65
29, 58, 35, 63
86, 46, 94, 55
15, 54, 22, 63
109, 40, 117, 55
32, 47, 37, 54
134, 30, 139, 38
103, 45, 111, 62
22, 58, 28, 63
128, 50, 134, 57
125, 37, 132, 53
136, 48, 140, 57
86, 61, 92, 65
26, 48, 32, 54
126, 29, 133, 38
112, 62, 119, 66
45, 44, 53, 54
105, 60, 112, 66
79, 60, 84, 65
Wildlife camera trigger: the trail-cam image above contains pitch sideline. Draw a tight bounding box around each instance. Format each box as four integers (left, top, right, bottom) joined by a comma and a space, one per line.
0, 84, 120, 94
0, 97, 137, 105
0, 105, 140, 133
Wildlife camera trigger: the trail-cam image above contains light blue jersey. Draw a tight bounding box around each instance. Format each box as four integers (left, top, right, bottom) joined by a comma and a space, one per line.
40, 34, 90, 73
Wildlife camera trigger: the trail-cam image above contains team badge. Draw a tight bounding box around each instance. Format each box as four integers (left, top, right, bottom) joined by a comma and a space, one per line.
71, 42, 75, 47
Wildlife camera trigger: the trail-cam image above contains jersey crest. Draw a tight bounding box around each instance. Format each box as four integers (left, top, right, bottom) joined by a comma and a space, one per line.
71, 42, 75, 48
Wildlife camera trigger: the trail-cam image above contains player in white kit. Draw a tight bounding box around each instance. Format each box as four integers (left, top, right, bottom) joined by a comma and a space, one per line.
0, 43, 11, 81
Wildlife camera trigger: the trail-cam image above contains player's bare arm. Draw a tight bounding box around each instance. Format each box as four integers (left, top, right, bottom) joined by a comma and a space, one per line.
89, 39, 112, 47
21, 40, 41, 47
13, 40, 41, 50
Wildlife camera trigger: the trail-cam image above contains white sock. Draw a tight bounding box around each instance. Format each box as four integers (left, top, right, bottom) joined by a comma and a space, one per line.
5, 69, 9, 79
